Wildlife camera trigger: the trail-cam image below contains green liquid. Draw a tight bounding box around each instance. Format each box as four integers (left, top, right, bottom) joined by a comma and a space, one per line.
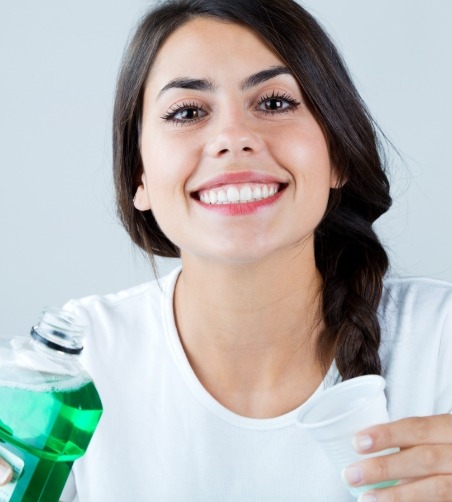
0, 380, 102, 502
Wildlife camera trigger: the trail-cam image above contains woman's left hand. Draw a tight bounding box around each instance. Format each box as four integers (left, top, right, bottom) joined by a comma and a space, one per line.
342, 414, 452, 501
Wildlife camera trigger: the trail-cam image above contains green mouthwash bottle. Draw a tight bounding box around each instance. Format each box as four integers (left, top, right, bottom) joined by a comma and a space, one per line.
0, 307, 103, 502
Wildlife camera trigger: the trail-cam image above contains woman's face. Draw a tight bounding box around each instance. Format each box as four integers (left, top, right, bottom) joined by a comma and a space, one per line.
135, 17, 338, 265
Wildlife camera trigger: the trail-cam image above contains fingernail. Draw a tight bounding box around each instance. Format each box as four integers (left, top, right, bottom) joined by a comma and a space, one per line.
341, 465, 363, 485
0, 462, 13, 484
358, 494, 377, 502
353, 434, 373, 452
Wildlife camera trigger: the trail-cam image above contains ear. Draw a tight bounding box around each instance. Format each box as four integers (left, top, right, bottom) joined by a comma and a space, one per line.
133, 171, 152, 211
329, 162, 347, 189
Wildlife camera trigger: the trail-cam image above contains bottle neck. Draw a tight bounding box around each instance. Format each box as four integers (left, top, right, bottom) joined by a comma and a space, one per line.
31, 327, 83, 355
31, 307, 85, 356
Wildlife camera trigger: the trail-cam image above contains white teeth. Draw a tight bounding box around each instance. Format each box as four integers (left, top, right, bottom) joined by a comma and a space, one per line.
199, 182, 281, 205
217, 190, 227, 203
240, 185, 253, 202
253, 186, 262, 200
209, 190, 217, 204
226, 186, 240, 203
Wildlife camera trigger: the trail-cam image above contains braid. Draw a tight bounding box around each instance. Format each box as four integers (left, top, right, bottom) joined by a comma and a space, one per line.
315, 185, 391, 380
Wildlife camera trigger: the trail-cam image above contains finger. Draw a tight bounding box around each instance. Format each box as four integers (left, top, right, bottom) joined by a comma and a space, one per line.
343, 444, 452, 487
354, 414, 452, 454
0, 458, 13, 485
357, 475, 452, 502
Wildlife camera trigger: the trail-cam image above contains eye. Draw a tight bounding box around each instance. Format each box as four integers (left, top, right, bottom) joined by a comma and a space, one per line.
256, 91, 300, 114
161, 101, 207, 125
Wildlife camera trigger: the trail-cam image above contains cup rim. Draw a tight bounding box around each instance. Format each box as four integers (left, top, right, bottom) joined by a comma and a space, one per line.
296, 374, 386, 429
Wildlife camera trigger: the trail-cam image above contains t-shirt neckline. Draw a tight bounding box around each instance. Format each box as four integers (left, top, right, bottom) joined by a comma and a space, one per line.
162, 266, 339, 430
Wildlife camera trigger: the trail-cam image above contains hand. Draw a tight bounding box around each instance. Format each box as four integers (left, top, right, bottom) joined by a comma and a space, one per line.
0, 457, 13, 485
342, 414, 452, 501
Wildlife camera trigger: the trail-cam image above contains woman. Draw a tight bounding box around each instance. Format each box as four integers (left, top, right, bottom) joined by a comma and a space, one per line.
1, 0, 451, 500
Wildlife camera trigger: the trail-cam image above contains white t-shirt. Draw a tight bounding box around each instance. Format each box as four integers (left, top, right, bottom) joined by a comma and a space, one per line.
61, 268, 452, 501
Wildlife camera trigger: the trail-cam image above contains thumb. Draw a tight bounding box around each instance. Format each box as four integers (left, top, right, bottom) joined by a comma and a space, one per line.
0, 458, 13, 485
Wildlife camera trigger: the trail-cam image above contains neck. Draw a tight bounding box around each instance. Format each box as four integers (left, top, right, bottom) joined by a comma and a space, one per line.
174, 248, 328, 417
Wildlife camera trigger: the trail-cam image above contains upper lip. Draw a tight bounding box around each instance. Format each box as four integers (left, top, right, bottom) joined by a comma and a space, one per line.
191, 171, 288, 193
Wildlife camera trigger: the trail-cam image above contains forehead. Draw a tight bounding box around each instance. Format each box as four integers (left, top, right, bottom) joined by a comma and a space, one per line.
146, 17, 285, 92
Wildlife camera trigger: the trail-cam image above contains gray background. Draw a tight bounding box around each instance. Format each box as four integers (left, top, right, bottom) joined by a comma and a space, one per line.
1, 0, 451, 338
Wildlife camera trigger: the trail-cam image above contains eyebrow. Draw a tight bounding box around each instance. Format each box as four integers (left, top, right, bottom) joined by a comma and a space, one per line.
157, 77, 215, 98
241, 65, 292, 91
157, 65, 292, 99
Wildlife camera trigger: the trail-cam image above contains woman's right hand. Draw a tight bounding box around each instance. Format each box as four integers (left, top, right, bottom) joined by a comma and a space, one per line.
0, 457, 13, 485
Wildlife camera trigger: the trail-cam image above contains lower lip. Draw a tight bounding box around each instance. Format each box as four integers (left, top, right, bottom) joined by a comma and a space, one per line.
194, 188, 285, 216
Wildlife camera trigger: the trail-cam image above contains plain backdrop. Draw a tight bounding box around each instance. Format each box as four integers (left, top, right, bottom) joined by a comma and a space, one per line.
1, 0, 451, 338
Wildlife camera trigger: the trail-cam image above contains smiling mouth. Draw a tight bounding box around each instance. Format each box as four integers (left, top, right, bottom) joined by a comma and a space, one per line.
194, 182, 288, 205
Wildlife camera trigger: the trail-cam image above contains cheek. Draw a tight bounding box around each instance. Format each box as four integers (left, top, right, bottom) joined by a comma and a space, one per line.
140, 137, 201, 228
272, 125, 333, 182
141, 138, 188, 192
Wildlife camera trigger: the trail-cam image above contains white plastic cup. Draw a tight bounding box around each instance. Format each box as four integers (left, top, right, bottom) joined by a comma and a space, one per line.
297, 375, 398, 497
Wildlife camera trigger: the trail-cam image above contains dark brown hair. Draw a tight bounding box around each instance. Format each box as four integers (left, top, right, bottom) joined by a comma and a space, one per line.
113, 0, 392, 380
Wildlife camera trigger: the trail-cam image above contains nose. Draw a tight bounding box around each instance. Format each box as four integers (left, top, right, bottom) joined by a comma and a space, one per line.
205, 120, 264, 158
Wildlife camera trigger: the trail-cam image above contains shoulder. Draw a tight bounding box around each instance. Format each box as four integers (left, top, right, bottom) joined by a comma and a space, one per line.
379, 275, 452, 374
380, 275, 452, 324
63, 266, 181, 330
380, 275, 452, 415
379, 275, 452, 364
60, 266, 181, 377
